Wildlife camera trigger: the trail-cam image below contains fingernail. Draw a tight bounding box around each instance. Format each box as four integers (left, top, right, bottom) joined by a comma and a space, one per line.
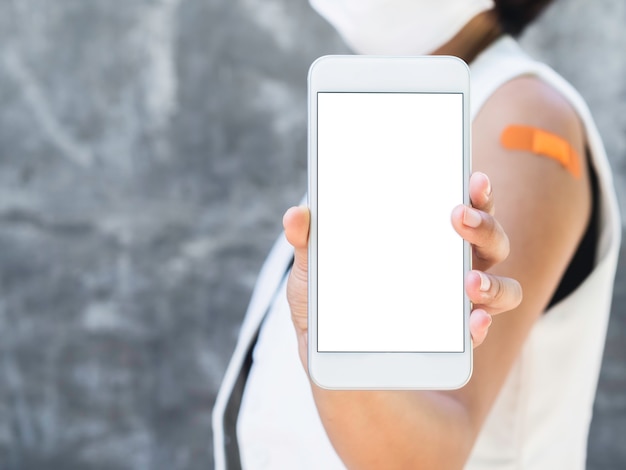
483, 175, 492, 199
478, 271, 491, 292
463, 207, 482, 228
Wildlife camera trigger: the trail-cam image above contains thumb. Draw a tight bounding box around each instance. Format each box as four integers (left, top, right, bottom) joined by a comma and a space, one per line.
283, 206, 310, 334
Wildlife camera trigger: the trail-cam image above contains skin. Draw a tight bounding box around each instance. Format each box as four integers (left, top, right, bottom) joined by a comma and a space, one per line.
283, 9, 591, 470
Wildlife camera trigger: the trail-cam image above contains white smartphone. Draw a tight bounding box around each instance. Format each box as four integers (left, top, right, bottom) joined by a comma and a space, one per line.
308, 55, 471, 390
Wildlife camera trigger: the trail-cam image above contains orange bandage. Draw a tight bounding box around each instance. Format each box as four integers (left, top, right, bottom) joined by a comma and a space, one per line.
500, 125, 581, 179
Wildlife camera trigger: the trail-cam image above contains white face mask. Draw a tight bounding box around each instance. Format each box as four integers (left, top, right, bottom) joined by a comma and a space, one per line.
309, 0, 495, 56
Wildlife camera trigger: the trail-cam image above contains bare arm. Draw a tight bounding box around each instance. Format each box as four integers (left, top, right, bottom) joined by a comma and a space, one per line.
284, 76, 591, 469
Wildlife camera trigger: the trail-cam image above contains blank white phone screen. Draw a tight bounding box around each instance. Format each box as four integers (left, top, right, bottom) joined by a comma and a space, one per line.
317, 92, 464, 353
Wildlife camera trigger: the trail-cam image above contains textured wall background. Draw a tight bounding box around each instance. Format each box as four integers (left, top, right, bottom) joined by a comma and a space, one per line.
0, 0, 623, 469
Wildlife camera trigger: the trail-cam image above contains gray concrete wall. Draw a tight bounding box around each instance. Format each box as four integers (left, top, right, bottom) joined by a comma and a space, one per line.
0, 0, 623, 468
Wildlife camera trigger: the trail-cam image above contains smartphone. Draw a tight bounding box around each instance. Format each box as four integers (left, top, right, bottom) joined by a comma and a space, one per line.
308, 55, 471, 389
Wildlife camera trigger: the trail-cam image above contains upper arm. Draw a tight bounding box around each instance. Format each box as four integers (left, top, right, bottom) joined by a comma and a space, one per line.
446, 75, 592, 436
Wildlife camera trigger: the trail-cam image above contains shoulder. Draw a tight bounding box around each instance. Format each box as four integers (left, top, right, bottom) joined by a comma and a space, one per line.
475, 74, 585, 156
472, 74, 590, 219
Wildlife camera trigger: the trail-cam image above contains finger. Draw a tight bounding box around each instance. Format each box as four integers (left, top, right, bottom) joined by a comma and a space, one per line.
283, 205, 310, 280
469, 171, 494, 215
451, 205, 510, 271
470, 308, 492, 348
283, 206, 310, 334
283, 205, 310, 250
465, 270, 523, 316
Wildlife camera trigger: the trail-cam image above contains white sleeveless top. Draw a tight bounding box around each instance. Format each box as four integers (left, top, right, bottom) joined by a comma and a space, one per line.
213, 37, 621, 470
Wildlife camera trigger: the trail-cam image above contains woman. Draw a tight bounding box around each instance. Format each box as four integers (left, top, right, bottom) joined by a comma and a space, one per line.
214, 1, 621, 468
